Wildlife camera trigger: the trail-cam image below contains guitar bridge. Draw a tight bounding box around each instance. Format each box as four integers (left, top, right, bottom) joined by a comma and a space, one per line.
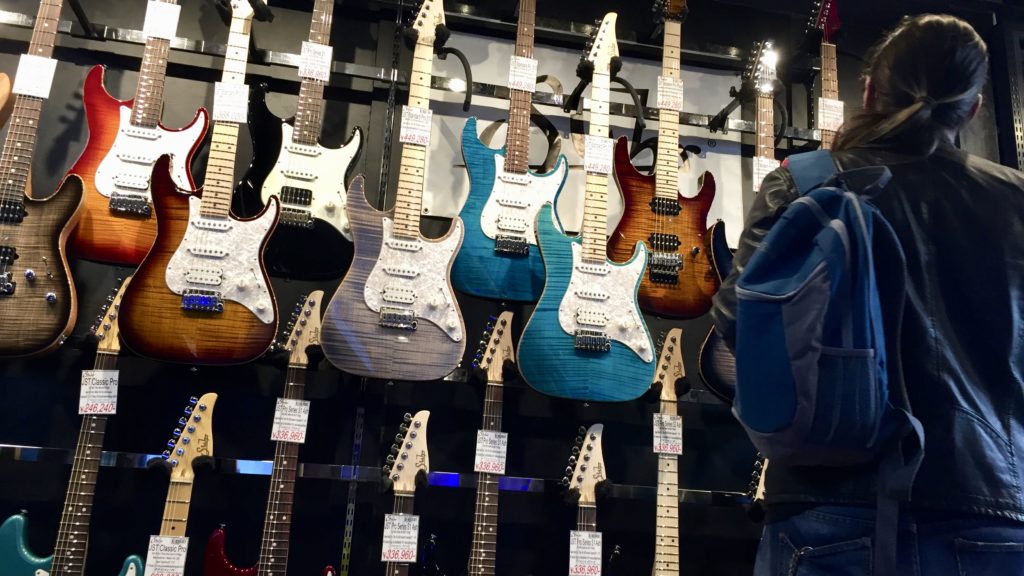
181, 289, 224, 313
379, 307, 417, 330
0, 200, 25, 224
494, 234, 529, 256
279, 207, 315, 229
649, 251, 682, 285
109, 193, 152, 217
574, 329, 610, 352
0, 272, 14, 296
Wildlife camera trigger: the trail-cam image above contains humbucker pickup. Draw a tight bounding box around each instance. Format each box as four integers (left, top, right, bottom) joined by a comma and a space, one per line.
109, 193, 152, 217
113, 175, 150, 191
280, 186, 313, 206
497, 216, 528, 233
574, 329, 610, 352
0, 200, 26, 224
382, 286, 416, 304
184, 268, 224, 286
181, 289, 224, 313
648, 233, 681, 252
280, 207, 315, 229
649, 251, 683, 285
649, 197, 681, 216
575, 309, 608, 327
495, 235, 529, 255
0, 245, 19, 265
379, 307, 417, 330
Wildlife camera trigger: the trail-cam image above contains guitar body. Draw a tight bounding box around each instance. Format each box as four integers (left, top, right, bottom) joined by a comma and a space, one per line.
321, 176, 466, 381
203, 528, 255, 576
119, 156, 279, 365
608, 136, 718, 318
0, 176, 83, 357
67, 65, 209, 266
233, 84, 359, 280
697, 220, 737, 402
452, 117, 568, 301
518, 204, 655, 401
0, 514, 144, 576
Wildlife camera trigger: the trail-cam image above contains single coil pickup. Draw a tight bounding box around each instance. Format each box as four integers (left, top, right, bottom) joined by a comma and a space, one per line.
282, 169, 317, 182
575, 309, 609, 327
379, 307, 417, 330
187, 245, 228, 258
575, 289, 610, 301
494, 235, 529, 255
280, 186, 313, 206
183, 268, 224, 286
0, 245, 19, 265
383, 266, 420, 279
381, 286, 416, 305
574, 329, 610, 352
279, 207, 315, 229
285, 143, 321, 158
115, 152, 157, 165
181, 289, 224, 313
122, 127, 161, 141
0, 200, 26, 224
647, 233, 681, 252
191, 218, 232, 232
496, 217, 528, 233
109, 193, 152, 217
649, 197, 681, 216
0, 272, 14, 296
498, 172, 531, 185
495, 196, 530, 208
113, 175, 150, 191
575, 263, 610, 276
385, 238, 422, 252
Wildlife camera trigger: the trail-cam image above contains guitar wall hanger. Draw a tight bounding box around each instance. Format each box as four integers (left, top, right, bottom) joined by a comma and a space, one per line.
403, 23, 473, 111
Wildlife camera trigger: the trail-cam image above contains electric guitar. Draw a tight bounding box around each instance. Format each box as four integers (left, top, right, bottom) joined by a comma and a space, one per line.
561, 424, 606, 557
452, 0, 568, 302
320, 0, 465, 382
382, 410, 431, 576
517, 13, 655, 402
233, 0, 362, 280
119, 0, 281, 365
203, 292, 332, 576
749, 40, 780, 193
66, 0, 209, 265
0, 0, 85, 358
696, 220, 736, 403
0, 278, 145, 576
810, 0, 842, 149
651, 328, 684, 576
608, 0, 720, 319
466, 311, 514, 576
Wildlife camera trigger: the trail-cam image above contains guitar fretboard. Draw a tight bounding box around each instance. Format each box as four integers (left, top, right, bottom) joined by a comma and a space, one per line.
819, 42, 838, 150
392, 34, 436, 240
292, 0, 335, 146
383, 492, 416, 576
756, 93, 774, 161
581, 70, 611, 263
653, 400, 680, 576
576, 503, 597, 532
503, 0, 536, 175
654, 20, 682, 201
467, 381, 505, 576
131, 0, 179, 129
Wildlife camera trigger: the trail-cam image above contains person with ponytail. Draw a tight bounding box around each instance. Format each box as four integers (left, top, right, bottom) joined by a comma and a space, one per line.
712, 14, 1024, 575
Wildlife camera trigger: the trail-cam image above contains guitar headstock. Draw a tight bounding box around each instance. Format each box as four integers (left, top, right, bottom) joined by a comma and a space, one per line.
743, 40, 778, 96
228, 0, 255, 21
384, 410, 430, 493
285, 290, 323, 368
654, 328, 685, 402
585, 13, 619, 72
652, 0, 688, 23
160, 393, 217, 481
410, 0, 446, 46
808, 0, 841, 44
90, 277, 132, 354
562, 424, 607, 505
472, 311, 515, 383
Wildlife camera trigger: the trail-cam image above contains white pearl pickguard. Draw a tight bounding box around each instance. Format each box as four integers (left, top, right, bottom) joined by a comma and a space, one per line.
94, 106, 204, 199
479, 154, 567, 242
262, 123, 361, 240
558, 243, 654, 362
363, 217, 464, 343
164, 196, 279, 324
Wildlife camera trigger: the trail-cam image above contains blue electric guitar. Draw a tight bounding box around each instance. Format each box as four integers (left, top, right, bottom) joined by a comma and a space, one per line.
517, 13, 655, 402
452, 0, 568, 302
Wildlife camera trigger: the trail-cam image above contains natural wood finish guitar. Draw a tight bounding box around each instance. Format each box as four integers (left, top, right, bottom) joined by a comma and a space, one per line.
156, 392, 218, 541
651, 329, 685, 576
563, 424, 606, 566
382, 410, 431, 576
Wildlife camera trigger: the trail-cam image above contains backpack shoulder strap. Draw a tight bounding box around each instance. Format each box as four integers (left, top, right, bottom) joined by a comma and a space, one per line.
786, 150, 839, 195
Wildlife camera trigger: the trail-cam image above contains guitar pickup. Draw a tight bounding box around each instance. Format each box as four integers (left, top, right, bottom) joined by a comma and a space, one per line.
648, 233, 681, 251
0, 200, 25, 224
494, 235, 529, 255
123, 126, 161, 140
0, 246, 19, 265
181, 289, 224, 313
184, 268, 224, 287
284, 143, 321, 158
187, 245, 228, 258
379, 307, 417, 330
574, 329, 610, 352
497, 216, 528, 233
382, 286, 416, 305
280, 186, 313, 206
116, 151, 157, 165
575, 309, 608, 327
0, 272, 14, 296
109, 193, 152, 216
113, 174, 150, 191
649, 197, 681, 216
279, 207, 315, 229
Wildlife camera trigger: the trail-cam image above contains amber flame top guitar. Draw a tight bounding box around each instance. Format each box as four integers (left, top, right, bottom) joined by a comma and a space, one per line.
382, 410, 431, 576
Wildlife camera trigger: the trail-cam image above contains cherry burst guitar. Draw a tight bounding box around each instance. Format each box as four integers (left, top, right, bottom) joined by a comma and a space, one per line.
66, 0, 209, 265
452, 0, 568, 302
321, 0, 465, 382
0, 278, 144, 576
119, 1, 281, 365
518, 13, 655, 402
0, 0, 85, 358
233, 0, 361, 279
608, 0, 719, 319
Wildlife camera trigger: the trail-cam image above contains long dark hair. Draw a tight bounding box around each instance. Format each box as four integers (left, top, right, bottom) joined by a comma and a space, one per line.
833, 14, 988, 154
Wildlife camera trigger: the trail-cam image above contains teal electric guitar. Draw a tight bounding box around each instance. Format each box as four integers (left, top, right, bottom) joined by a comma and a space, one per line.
0, 277, 145, 576
517, 13, 655, 401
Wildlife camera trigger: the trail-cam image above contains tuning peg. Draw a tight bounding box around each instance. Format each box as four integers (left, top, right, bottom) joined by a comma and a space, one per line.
565, 466, 574, 476
561, 476, 570, 485
390, 445, 400, 454
183, 406, 193, 417
399, 424, 409, 433
403, 413, 413, 423
395, 433, 404, 443
161, 450, 171, 459
383, 465, 392, 475
166, 439, 176, 448
386, 455, 396, 464
568, 456, 577, 466
172, 428, 182, 437
189, 396, 198, 405
178, 417, 187, 426
571, 446, 580, 456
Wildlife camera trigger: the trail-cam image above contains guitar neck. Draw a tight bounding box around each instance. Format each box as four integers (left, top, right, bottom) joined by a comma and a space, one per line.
383, 492, 416, 576
756, 93, 775, 161
654, 19, 682, 201
292, 0, 335, 146
0, 0, 63, 202
819, 42, 838, 150
502, 0, 537, 175
392, 37, 435, 240
130, 0, 179, 128
159, 478, 195, 537
50, 350, 118, 576
576, 503, 598, 532
468, 381, 504, 576
653, 400, 679, 576
581, 71, 611, 263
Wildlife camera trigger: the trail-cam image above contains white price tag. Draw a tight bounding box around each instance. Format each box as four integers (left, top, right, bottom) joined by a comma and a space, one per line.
400, 106, 433, 146
817, 97, 845, 132
381, 514, 420, 563
12, 54, 58, 99
752, 156, 780, 192
653, 413, 683, 455
657, 75, 685, 112
142, 1, 181, 40
299, 41, 334, 82
568, 530, 602, 576
213, 82, 249, 123
79, 370, 118, 415
584, 135, 613, 175
270, 398, 311, 444
508, 56, 539, 93
474, 430, 508, 475
143, 535, 189, 576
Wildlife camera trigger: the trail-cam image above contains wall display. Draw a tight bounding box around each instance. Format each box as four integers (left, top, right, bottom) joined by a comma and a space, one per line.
118, 1, 281, 365
233, 0, 362, 280
381, 410, 431, 576
518, 12, 656, 402
66, 0, 209, 266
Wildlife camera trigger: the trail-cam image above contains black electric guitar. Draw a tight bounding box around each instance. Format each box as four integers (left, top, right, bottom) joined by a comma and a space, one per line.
697, 220, 736, 402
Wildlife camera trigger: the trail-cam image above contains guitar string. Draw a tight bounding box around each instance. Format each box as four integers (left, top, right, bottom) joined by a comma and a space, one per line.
497, 0, 535, 245
260, 369, 303, 573
470, 379, 502, 574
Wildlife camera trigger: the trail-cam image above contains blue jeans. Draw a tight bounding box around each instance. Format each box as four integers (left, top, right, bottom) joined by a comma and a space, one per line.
754, 506, 1024, 576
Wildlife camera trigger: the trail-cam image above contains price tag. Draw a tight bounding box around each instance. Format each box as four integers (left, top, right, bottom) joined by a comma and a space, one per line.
299, 41, 333, 82
817, 97, 845, 132
568, 530, 602, 576
213, 82, 249, 123
474, 430, 508, 475
12, 55, 58, 99
270, 398, 311, 444
752, 156, 780, 192
79, 370, 118, 415
381, 514, 419, 563
653, 413, 683, 455
657, 75, 685, 112
400, 106, 433, 146
143, 535, 189, 576
142, 1, 181, 40
508, 56, 539, 93
584, 135, 613, 175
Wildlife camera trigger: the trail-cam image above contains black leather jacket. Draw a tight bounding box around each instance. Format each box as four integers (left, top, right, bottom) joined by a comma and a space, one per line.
711, 143, 1024, 521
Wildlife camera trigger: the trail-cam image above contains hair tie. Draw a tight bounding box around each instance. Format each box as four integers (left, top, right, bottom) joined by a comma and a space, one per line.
916, 95, 937, 109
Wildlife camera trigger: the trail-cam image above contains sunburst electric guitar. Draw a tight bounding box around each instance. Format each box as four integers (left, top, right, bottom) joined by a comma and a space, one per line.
320, 0, 465, 381
382, 410, 431, 576
66, 0, 209, 265
119, 0, 280, 365
517, 13, 655, 402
